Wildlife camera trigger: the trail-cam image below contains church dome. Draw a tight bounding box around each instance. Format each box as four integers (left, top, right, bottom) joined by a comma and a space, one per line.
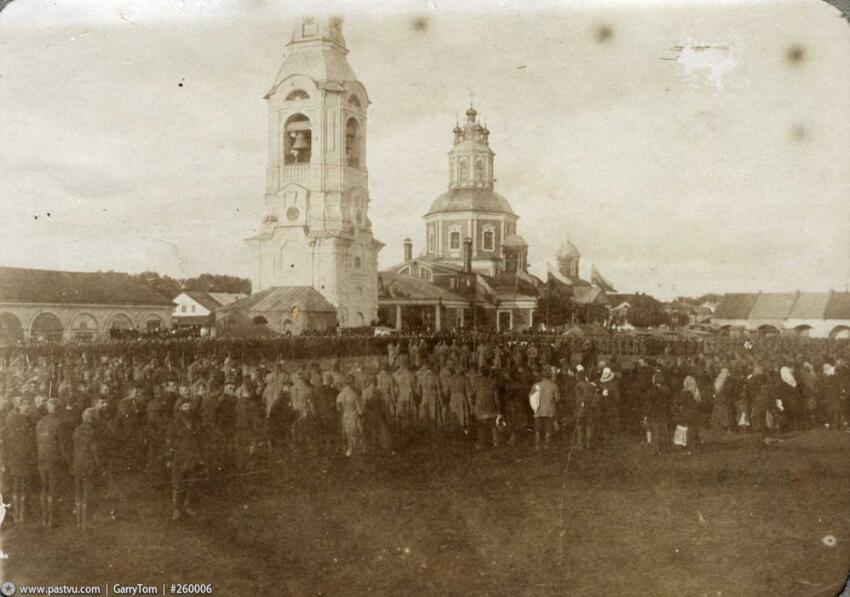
426, 188, 516, 216
502, 234, 528, 248
557, 240, 581, 259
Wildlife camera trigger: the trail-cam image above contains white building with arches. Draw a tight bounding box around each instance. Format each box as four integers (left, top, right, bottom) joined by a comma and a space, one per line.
246, 16, 383, 328
0, 266, 174, 343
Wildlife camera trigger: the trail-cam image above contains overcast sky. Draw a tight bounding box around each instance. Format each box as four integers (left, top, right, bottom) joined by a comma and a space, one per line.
1, 0, 848, 299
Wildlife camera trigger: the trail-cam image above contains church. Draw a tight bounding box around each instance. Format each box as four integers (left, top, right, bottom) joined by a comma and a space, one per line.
236, 15, 612, 333
244, 16, 382, 331
377, 106, 540, 332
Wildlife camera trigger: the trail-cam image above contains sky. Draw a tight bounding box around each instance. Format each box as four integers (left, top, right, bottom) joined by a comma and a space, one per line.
0, 0, 848, 299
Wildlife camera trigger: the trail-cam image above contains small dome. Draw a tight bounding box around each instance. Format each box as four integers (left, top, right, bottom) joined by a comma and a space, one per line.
557, 240, 581, 259
466, 106, 478, 118
502, 234, 528, 248
427, 188, 515, 216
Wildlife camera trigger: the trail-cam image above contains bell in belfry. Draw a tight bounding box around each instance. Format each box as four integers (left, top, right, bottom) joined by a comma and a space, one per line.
292, 131, 309, 149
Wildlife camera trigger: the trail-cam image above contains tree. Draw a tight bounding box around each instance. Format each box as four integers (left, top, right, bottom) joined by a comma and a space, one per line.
133, 272, 251, 299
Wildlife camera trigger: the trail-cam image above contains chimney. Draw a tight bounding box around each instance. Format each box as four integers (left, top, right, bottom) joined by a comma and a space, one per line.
463, 237, 473, 273
403, 238, 412, 262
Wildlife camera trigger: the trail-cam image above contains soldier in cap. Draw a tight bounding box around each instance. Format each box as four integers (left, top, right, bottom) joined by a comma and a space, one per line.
72, 407, 101, 529
36, 398, 64, 527
167, 397, 204, 520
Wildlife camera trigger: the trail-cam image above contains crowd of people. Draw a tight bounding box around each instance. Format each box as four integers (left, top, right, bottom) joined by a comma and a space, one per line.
1, 331, 848, 528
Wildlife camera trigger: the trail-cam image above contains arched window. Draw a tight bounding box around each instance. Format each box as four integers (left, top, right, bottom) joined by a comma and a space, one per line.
475, 158, 485, 183
31, 312, 64, 342
108, 313, 134, 330
0, 312, 24, 344
286, 89, 310, 101
483, 229, 494, 251
450, 231, 461, 250
70, 313, 98, 342
284, 114, 311, 164
428, 230, 435, 253
459, 158, 468, 183
449, 161, 455, 185
348, 94, 362, 108
346, 118, 360, 168
354, 256, 362, 269
145, 314, 164, 332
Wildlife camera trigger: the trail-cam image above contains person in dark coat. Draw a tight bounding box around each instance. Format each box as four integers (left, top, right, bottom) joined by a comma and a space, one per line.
312, 372, 340, 455
145, 385, 170, 478
234, 382, 263, 472
645, 371, 671, 455
167, 398, 204, 520
6, 399, 37, 524
36, 398, 64, 527
72, 407, 101, 529
502, 367, 531, 446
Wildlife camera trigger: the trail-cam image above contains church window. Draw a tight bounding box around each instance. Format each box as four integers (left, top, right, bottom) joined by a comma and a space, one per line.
355, 256, 362, 269
302, 18, 317, 38
348, 95, 362, 108
428, 230, 435, 253
356, 286, 363, 296
345, 118, 360, 168
284, 114, 311, 164
450, 231, 461, 250
475, 158, 485, 183
449, 161, 454, 185
483, 230, 494, 251
286, 207, 300, 222
459, 158, 468, 184
286, 89, 310, 101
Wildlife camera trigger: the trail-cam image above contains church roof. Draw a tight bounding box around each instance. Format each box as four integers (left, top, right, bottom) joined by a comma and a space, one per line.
426, 188, 516, 216
0, 266, 174, 306
502, 234, 528, 248
218, 287, 336, 314
556, 240, 581, 259
378, 272, 467, 302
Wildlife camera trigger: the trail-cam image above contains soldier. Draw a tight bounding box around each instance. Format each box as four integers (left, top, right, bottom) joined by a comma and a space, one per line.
533, 369, 561, 450
598, 367, 621, 445
36, 398, 64, 527
167, 398, 204, 520
376, 363, 398, 422
445, 365, 471, 434
146, 385, 170, 478
393, 365, 417, 431
416, 361, 443, 431
573, 369, 599, 450
288, 371, 314, 455
6, 398, 37, 524
234, 382, 263, 472
471, 367, 500, 449
72, 407, 101, 529
312, 372, 340, 455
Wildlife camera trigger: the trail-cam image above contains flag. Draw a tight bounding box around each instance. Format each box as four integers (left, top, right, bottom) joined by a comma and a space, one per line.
591, 265, 616, 292
547, 262, 572, 286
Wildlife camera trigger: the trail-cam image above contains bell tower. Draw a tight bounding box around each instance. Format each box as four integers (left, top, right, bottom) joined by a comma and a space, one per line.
246, 16, 383, 327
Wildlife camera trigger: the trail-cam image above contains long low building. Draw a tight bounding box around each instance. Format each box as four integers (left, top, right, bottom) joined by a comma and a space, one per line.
713, 291, 850, 338
0, 266, 174, 343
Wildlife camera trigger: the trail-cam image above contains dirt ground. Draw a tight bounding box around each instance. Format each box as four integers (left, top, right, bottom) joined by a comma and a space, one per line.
3, 430, 848, 597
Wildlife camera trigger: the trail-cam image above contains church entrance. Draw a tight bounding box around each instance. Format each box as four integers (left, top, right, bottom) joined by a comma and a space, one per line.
497, 310, 512, 332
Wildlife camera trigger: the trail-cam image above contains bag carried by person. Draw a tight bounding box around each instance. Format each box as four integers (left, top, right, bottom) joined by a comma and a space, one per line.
528, 383, 541, 413
673, 425, 688, 447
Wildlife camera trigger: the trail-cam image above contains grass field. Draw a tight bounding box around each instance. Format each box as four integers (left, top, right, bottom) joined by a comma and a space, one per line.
3, 430, 848, 596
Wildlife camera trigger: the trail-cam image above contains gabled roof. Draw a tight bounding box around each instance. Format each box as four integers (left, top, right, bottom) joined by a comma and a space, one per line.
378, 272, 467, 302
825, 292, 850, 320
0, 267, 173, 306
218, 287, 335, 314
749, 293, 799, 320
183, 291, 223, 312
209, 292, 248, 306
713, 293, 759, 320
788, 292, 831, 319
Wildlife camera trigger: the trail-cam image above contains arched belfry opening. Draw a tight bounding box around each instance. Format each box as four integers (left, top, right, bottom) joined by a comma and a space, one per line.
346, 117, 361, 168
284, 113, 312, 164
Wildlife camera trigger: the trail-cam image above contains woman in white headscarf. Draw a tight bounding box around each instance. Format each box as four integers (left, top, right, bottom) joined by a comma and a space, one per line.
710, 367, 734, 431
776, 365, 800, 432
